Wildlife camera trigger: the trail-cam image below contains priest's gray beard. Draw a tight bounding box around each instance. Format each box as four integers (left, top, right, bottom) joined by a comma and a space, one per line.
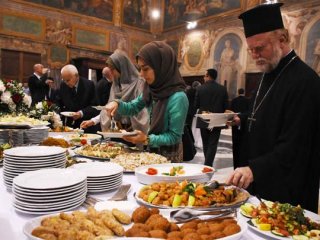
256, 43, 283, 73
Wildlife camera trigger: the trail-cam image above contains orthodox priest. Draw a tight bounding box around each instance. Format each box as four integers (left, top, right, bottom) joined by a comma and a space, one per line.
226, 3, 320, 213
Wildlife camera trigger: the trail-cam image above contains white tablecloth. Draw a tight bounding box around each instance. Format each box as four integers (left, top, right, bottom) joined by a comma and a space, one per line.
0, 167, 269, 240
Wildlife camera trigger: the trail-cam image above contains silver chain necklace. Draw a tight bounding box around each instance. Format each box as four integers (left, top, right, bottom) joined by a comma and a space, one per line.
248, 55, 297, 132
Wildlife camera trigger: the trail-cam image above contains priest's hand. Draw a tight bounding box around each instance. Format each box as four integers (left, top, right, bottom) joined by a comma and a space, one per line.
226, 167, 253, 189
123, 130, 146, 144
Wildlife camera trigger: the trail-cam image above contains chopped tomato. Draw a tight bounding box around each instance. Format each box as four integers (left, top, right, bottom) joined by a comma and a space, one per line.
146, 168, 158, 175
195, 185, 207, 197
80, 139, 87, 145
202, 167, 213, 173
278, 229, 290, 237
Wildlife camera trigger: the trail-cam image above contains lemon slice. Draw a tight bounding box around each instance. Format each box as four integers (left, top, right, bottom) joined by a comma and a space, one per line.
258, 223, 271, 231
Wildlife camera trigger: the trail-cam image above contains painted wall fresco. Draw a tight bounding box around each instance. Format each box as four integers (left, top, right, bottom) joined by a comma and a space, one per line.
1, 13, 44, 39
214, 33, 242, 99
123, 0, 151, 30
130, 38, 149, 60
110, 32, 129, 55
73, 27, 108, 51
305, 19, 320, 75
166, 39, 180, 60
164, 0, 241, 30
24, 0, 113, 22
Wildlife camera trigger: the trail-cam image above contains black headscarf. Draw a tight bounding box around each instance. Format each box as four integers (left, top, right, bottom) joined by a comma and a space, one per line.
136, 41, 186, 134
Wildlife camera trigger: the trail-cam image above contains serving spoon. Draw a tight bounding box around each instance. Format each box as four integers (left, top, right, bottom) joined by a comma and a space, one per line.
170, 208, 234, 223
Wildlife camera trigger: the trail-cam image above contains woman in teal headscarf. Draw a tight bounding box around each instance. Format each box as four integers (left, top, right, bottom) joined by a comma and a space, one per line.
105, 41, 188, 162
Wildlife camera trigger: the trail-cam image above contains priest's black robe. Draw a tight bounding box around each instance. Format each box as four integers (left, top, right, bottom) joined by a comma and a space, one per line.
239, 50, 320, 213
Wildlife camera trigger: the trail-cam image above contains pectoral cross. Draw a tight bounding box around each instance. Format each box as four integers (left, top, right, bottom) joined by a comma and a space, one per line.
248, 115, 256, 132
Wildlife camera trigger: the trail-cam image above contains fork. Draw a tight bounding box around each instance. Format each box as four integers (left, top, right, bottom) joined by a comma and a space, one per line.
83, 184, 131, 207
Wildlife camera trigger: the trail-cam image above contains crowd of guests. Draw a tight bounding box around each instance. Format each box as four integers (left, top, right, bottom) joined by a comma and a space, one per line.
26, 2, 320, 214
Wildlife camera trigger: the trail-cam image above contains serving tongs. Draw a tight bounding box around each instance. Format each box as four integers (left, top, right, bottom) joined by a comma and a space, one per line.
170, 208, 236, 224
204, 180, 230, 191
110, 116, 118, 131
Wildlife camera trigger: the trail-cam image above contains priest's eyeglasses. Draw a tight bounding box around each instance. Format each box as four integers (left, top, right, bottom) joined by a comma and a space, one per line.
247, 42, 270, 55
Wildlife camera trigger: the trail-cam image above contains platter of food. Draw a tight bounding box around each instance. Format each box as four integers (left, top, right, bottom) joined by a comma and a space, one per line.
135, 181, 250, 209
240, 200, 320, 240
0, 115, 49, 128
97, 130, 138, 138
135, 163, 215, 184
74, 142, 126, 160
24, 204, 246, 240
66, 133, 101, 144
110, 152, 170, 172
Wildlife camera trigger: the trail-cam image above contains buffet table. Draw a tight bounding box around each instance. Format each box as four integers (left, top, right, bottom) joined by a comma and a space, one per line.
0, 166, 280, 240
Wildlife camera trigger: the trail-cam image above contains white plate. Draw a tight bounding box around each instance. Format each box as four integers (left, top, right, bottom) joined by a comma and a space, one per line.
246, 208, 320, 240
14, 197, 85, 215
135, 163, 215, 184
97, 130, 138, 138
196, 112, 238, 127
13, 168, 87, 190
69, 162, 123, 177
23, 208, 246, 240
4, 146, 65, 157
67, 133, 102, 141
13, 180, 87, 195
60, 111, 75, 117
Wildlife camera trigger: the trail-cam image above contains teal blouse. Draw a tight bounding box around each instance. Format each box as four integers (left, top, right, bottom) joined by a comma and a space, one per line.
117, 91, 188, 148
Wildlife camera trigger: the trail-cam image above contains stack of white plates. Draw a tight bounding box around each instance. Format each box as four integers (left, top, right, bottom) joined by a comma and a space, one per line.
3, 146, 66, 189
0, 130, 9, 144
12, 168, 87, 214
23, 127, 49, 144
70, 162, 123, 193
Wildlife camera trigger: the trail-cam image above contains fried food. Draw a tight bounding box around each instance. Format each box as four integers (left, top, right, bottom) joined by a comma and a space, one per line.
183, 232, 202, 240
222, 223, 241, 235
31, 207, 129, 239
41, 137, 69, 148
112, 208, 131, 224
149, 229, 168, 238
131, 206, 150, 223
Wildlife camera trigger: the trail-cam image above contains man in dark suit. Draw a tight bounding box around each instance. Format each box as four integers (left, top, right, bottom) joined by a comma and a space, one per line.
45, 77, 59, 103
96, 67, 113, 106
28, 64, 53, 106
195, 69, 229, 166
230, 88, 250, 169
58, 64, 99, 133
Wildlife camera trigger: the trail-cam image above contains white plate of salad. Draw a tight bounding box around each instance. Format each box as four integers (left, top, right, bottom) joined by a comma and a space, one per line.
134, 163, 215, 185
240, 200, 320, 240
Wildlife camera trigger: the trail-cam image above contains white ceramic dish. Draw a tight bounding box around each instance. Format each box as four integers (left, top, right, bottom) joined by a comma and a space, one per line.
246, 207, 320, 240
135, 163, 215, 184
24, 208, 246, 240
69, 162, 123, 177
97, 130, 138, 138
196, 112, 238, 127
60, 111, 75, 117
4, 146, 65, 158
13, 168, 86, 190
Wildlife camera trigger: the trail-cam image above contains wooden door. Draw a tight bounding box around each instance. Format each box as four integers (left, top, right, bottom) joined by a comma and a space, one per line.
1, 49, 41, 85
